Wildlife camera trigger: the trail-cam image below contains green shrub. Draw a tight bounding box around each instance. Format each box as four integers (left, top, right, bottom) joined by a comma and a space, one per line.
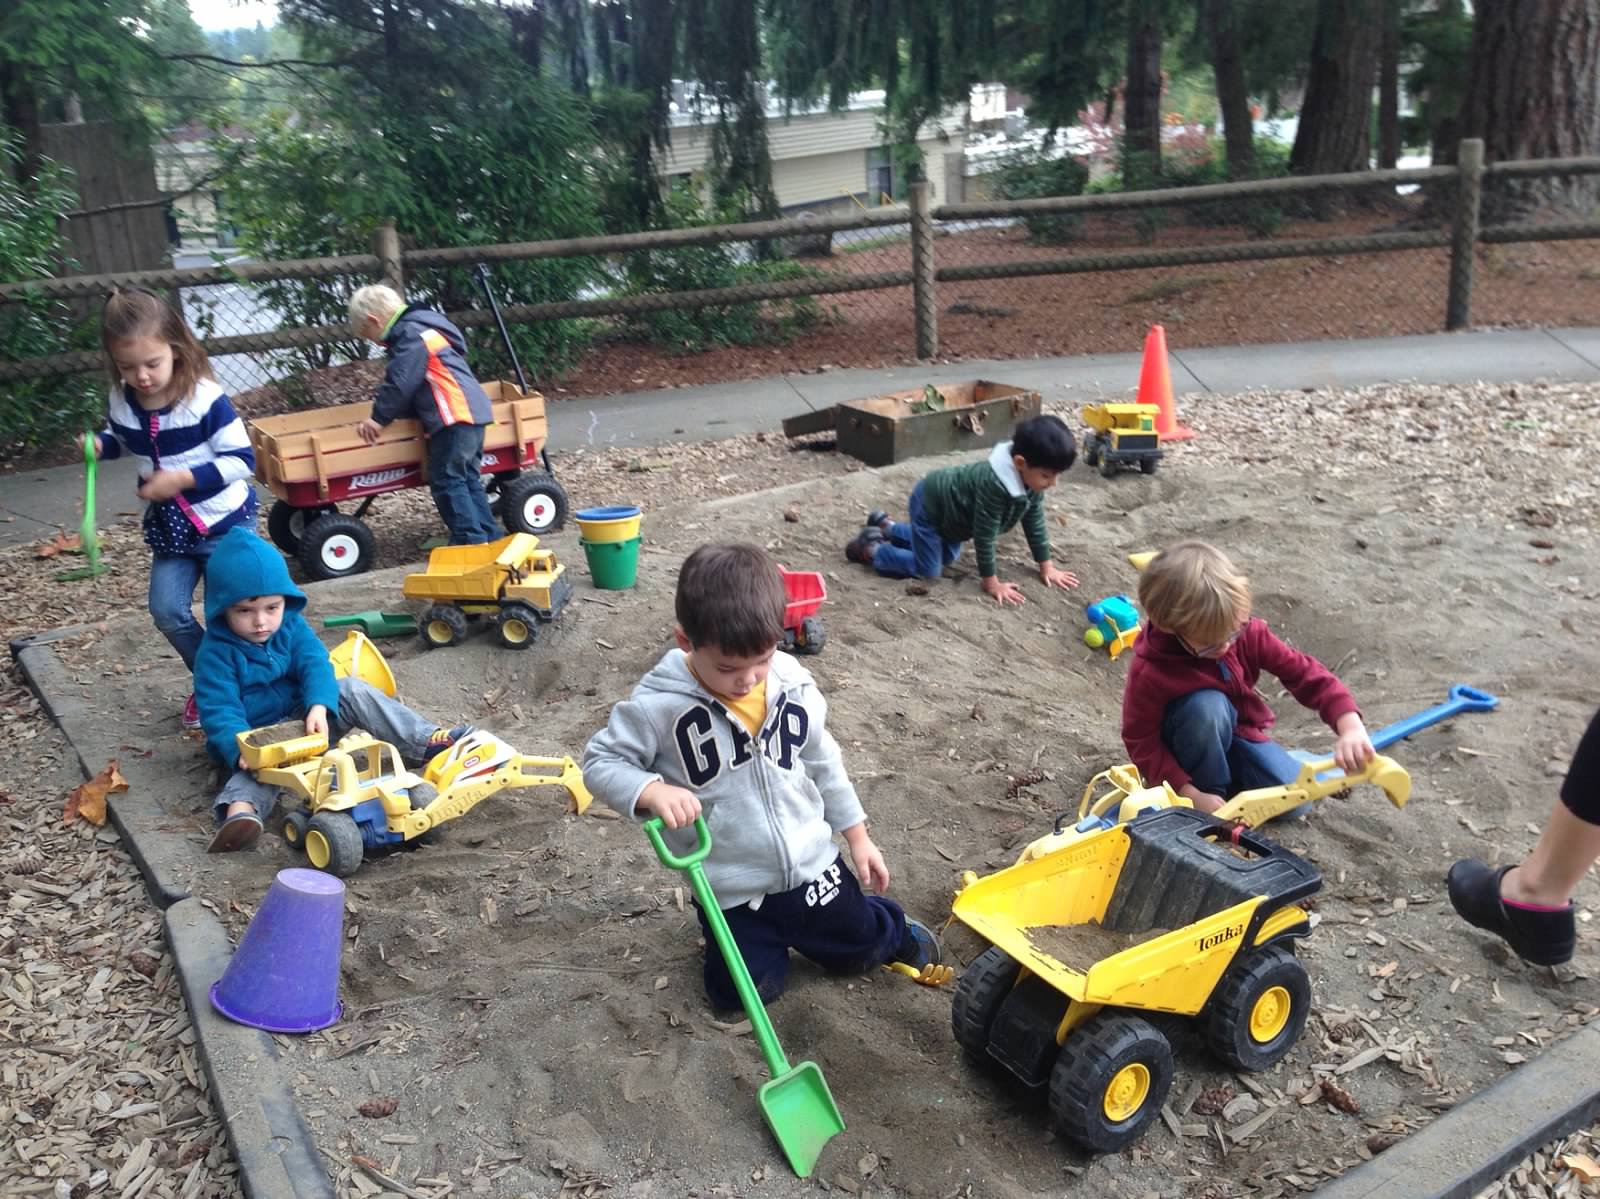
0, 139, 102, 455
991, 147, 1091, 244
622, 188, 823, 352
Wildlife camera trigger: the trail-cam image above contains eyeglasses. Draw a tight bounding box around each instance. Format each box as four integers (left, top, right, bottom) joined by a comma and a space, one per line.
1181, 627, 1243, 657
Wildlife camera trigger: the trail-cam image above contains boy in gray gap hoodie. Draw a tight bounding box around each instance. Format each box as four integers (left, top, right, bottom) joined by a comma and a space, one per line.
583, 543, 942, 1011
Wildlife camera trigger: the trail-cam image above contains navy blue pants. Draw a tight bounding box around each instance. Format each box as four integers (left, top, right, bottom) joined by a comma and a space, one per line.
871, 479, 963, 580
694, 854, 906, 1012
428, 422, 502, 545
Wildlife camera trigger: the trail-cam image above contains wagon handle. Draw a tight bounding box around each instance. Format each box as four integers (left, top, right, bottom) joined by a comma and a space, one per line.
476, 262, 552, 474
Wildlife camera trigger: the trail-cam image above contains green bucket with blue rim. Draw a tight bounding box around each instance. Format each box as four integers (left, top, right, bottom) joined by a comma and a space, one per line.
581, 535, 640, 590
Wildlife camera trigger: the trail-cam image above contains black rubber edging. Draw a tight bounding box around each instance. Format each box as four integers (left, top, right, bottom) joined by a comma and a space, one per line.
1315, 1022, 1600, 1199
14, 633, 335, 1198
166, 899, 336, 1199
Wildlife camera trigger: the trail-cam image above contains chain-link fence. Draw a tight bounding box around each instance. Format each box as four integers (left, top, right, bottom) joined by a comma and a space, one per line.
5, 143, 1600, 448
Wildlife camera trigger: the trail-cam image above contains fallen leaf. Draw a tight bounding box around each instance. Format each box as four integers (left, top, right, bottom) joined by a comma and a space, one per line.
35, 530, 81, 559
357, 1097, 399, 1119
63, 760, 128, 826
1559, 1154, 1600, 1182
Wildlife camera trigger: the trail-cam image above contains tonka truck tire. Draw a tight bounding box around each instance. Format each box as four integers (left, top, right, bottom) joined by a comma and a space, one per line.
268, 500, 333, 555
305, 811, 364, 878
500, 471, 569, 536
1048, 1014, 1175, 1154
951, 945, 1021, 1058
282, 809, 310, 851
299, 513, 377, 581
419, 604, 470, 650
795, 616, 826, 655
1140, 454, 1159, 475
408, 782, 444, 846
1100, 456, 1118, 479
1084, 436, 1103, 468
1202, 944, 1311, 1072
495, 602, 541, 650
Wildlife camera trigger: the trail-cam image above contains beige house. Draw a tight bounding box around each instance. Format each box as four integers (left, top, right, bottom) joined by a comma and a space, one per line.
154, 124, 233, 248
662, 87, 972, 214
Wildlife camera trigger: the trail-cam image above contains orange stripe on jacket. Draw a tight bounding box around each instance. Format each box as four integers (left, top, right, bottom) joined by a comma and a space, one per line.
420, 328, 473, 426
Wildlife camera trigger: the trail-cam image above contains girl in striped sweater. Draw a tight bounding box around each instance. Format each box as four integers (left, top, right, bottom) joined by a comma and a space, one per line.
86, 288, 257, 730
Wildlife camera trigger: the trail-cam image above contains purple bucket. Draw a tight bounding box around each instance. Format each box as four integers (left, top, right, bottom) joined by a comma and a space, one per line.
210, 867, 346, 1033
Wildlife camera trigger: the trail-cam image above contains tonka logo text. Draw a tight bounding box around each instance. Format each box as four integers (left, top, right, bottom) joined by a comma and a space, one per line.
1196, 924, 1244, 952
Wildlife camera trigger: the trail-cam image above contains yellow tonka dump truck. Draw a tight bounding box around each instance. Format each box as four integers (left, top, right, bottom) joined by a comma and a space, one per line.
237, 724, 590, 877
401, 532, 573, 650
950, 806, 1321, 1153
1081, 402, 1162, 478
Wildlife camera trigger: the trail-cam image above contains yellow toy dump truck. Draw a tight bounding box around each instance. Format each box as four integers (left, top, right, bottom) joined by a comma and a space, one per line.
947, 752, 1411, 1153
1081, 402, 1162, 478
238, 723, 590, 877
401, 532, 572, 650
950, 807, 1321, 1154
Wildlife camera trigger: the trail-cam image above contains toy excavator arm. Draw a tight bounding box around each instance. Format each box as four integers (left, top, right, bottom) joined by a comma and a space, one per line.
402, 754, 592, 838
1215, 754, 1411, 827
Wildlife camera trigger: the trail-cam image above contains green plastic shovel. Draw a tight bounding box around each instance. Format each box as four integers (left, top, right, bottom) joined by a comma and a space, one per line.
56, 433, 106, 582
324, 611, 418, 638
643, 816, 845, 1178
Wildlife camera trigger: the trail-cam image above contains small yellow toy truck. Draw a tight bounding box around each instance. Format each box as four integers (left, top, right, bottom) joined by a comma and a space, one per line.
238, 723, 590, 877
401, 532, 572, 650
1081, 402, 1162, 478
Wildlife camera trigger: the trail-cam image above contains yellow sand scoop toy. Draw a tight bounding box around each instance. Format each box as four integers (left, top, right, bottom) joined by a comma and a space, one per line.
1011, 752, 1411, 867
885, 961, 956, 987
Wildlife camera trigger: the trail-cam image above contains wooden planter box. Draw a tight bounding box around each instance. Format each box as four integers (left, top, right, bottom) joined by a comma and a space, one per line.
784, 379, 1043, 467
248, 380, 548, 508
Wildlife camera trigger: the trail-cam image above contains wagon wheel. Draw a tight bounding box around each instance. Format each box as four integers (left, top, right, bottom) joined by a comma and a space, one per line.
298, 513, 376, 581
282, 808, 310, 851
304, 810, 364, 877
1048, 1014, 1174, 1154
267, 500, 334, 555
495, 602, 541, 650
1202, 945, 1310, 1071
500, 471, 569, 535
419, 604, 470, 650
950, 945, 1020, 1058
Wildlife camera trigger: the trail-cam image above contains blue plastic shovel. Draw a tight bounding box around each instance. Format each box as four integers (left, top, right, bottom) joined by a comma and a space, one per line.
1293, 683, 1501, 774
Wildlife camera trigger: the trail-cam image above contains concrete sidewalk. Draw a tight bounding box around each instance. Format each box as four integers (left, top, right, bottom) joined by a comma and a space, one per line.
5, 325, 1598, 551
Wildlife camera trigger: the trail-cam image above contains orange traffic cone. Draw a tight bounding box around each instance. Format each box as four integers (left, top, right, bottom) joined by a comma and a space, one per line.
1138, 324, 1194, 442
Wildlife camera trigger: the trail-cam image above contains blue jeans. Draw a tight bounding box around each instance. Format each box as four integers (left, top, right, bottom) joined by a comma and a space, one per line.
150, 537, 219, 671
693, 855, 906, 1012
428, 423, 502, 545
1162, 690, 1305, 814
871, 480, 963, 580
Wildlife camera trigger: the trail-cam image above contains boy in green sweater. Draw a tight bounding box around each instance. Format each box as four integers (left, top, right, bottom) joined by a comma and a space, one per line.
846, 413, 1079, 606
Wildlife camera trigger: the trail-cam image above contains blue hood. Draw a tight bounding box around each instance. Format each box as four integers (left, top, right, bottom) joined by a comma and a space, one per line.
203, 528, 307, 626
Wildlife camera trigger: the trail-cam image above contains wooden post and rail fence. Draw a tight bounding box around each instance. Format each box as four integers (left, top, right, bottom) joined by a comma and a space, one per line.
3, 139, 1599, 386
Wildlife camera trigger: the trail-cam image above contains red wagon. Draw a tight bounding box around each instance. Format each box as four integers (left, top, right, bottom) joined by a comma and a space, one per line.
778, 567, 827, 655
248, 380, 568, 580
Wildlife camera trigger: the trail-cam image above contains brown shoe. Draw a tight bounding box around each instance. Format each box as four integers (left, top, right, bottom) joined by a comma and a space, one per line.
207, 811, 263, 854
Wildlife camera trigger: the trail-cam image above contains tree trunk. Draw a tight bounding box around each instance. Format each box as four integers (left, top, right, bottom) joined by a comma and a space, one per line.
1290, 0, 1382, 176
1204, 0, 1255, 178
1378, 0, 1401, 168
0, 59, 43, 187
1460, 0, 1600, 220
1122, 0, 1163, 183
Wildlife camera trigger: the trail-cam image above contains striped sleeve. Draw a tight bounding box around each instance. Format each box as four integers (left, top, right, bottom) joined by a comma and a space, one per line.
187, 393, 254, 492
971, 477, 1009, 578
1021, 491, 1053, 563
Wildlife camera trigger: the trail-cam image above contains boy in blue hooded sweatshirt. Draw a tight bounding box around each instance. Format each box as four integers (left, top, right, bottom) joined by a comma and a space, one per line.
193, 528, 468, 853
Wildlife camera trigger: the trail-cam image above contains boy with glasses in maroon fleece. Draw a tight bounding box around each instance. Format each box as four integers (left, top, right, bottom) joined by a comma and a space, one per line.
1120, 541, 1375, 818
